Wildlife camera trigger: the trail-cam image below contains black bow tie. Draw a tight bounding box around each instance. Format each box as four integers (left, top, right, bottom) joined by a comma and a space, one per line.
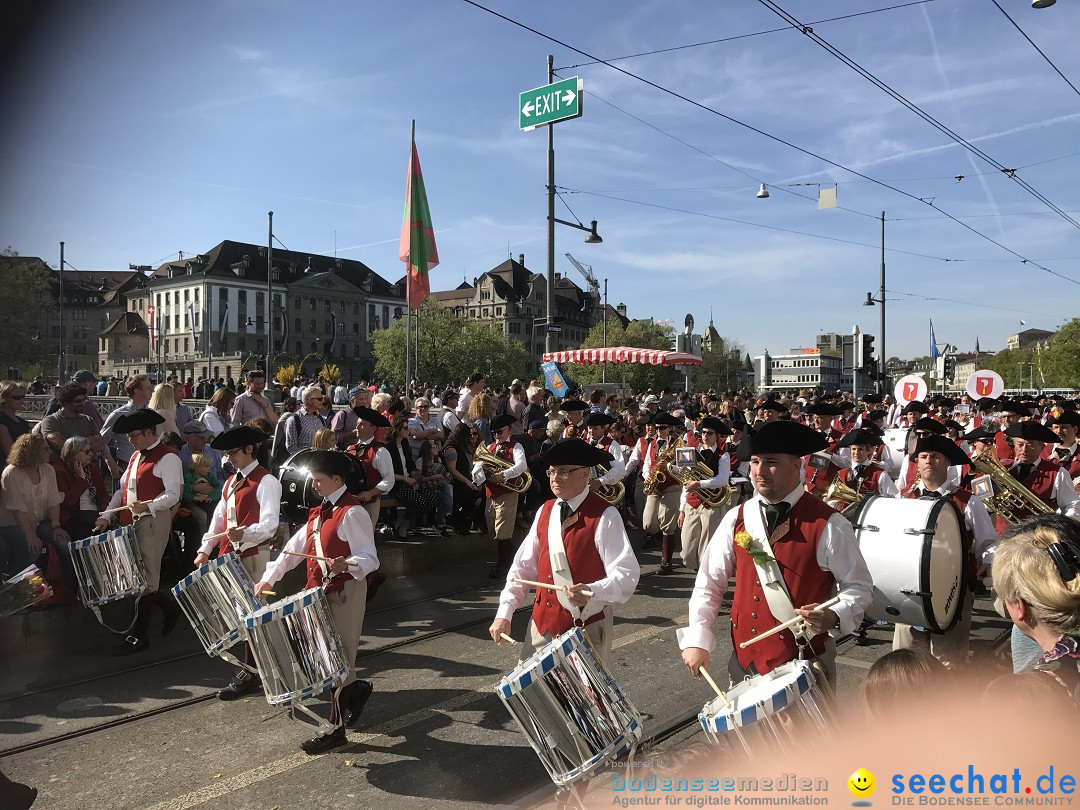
321, 498, 334, 514
921, 488, 943, 499
764, 501, 790, 534
1056, 448, 1072, 459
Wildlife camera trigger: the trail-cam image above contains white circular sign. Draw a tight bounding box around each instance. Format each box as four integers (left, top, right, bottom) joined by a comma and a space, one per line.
894, 374, 928, 406
965, 369, 1005, 400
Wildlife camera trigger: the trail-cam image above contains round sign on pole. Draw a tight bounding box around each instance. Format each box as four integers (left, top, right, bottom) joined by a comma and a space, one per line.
965, 369, 1005, 400
894, 374, 928, 406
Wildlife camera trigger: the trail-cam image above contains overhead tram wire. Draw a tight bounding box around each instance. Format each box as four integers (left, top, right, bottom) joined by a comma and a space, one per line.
990, 0, 1080, 101
559, 0, 938, 69
755, 0, 1080, 231
459, 0, 1080, 287
885, 288, 1054, 317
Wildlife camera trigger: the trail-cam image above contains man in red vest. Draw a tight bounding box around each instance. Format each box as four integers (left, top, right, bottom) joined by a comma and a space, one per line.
677, 416, 732, 571
489, 439, 639, 664
1000, 421, 1080, 533
583, 411, 626, 495
679, 420, 872, 685
193, 425, 281, 701
802, 403, 847, 497
254, 451, 379, 754
477, 413, 529, 577
1047, 413, 1080, 492
831, 428, 899, 505
560, 399, 588, 439
893, 435, 996, 667
94, 408, 183, 655
642, 413, 685, 573
345, 406, 394, 528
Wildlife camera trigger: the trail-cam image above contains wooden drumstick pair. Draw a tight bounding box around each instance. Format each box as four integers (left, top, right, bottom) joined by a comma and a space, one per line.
100, 502, 143, 515
201, 525, 250, 543
512, 577, 594, 599
737, 595, 843, 650
281, 550, 358, 566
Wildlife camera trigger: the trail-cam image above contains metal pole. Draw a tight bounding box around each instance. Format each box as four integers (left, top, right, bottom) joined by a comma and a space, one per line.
266, 211, 273, 378
405, 126, 414, 392
602, 278, 608, 384
879, 211, 886, 392
852, 324, 860, 401
545, 54, 556, 356
58, 241, 65, 383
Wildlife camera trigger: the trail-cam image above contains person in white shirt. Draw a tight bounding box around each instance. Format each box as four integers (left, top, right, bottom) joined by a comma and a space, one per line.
457, 373, 486, 425
489, 439, 640, 664
407, 397, 442, 461
345, 407, 396, 528
93, 408, 183, 656
254, 451, 379, 754
583, 412, 626, 493
474, 413, 529, 577
679, 420, 873, 686
677, 417, 733, 571
831, 428, 900, 506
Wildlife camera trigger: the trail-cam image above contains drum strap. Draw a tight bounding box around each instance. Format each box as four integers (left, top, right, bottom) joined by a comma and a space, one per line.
313, 508, 330, 582
547, 503, 585, 625
743, 503, 813, 645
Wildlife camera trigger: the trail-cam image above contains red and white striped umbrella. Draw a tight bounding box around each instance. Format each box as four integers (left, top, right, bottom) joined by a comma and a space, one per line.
542, 346, 703, 367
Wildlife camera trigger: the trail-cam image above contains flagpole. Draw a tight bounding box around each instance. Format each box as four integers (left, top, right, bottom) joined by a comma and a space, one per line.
405, 120, 414, 393
266, 211, 273, 380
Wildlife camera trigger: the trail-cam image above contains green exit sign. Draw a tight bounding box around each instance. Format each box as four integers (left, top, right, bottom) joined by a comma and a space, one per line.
519, 77, 582, 131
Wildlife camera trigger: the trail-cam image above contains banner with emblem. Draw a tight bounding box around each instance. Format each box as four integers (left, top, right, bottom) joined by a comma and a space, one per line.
541, 361, 569, 399
894, 373, 928, 406
965, 369, 1004, 400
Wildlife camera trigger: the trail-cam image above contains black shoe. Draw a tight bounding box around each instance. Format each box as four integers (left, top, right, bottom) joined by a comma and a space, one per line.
365, 572, 386, 603
218, 669, 261, 701
162, 601, 182, 637
113, 635, 148, 656
641, 534, 657, 549
300, 725, 347, 754
1, 781, 37, 810
345, 680, 374, 728
658, 561, 673, 574
436, 525, 451, 538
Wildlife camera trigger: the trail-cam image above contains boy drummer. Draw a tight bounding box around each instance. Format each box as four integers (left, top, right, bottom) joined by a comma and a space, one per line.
254, 451, 379, 754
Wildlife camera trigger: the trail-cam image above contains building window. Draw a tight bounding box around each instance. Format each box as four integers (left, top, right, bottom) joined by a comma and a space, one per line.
324, 299, 331, 312
339, 302, 345, 314
295, 341, 302, 356
239, 338, 246, 351
394, 307, 402, 321
324, 320, 331, 334
309, 297, 316, 311
311, 341, 318, 353
295, 317, 302, 334
382, 305, 389, 326
352, 323, 359, 336
257, 339, 264, 353
195, 289, 200, 302
184, 338, 189, 353
295, 296, 302, 309
338, 321, 345, 335
353, 303, 360, 316
310, 319, 317, 333
184, 289, 190, 302
354, 344, 360, 358
339, 344, 346, 359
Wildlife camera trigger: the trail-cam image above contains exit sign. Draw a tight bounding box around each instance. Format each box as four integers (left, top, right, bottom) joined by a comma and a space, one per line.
519, 77, 582, 130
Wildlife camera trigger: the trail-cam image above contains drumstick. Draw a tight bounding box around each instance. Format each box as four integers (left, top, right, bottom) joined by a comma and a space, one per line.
281, 550, 358, 567
699, 667, 733, 709
202, 525, 249, 543
499, 632, 518, 644
737, 595, 843, 649
512, 577, 594, 598
100, 502, 141, 515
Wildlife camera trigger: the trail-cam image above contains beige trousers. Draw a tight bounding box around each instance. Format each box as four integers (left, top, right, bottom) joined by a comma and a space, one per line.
361, 500, 380, 531
326, 576, 367, 688
238, 546, 271, 582
643, 487, 681, 535
892, 591, 974, 669
680, 503, 725, 570
521, 611, 614, 667
133, 512, 174, 592
486, 490, 519, 541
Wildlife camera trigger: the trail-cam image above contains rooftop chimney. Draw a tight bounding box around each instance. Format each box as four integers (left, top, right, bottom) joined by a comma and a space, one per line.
518, 253, 525, 267
617, 303, 627, 317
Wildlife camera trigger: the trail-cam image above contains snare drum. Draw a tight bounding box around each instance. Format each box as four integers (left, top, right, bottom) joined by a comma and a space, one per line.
698, 660, 830, 755
243, 588, 347, 707
70, 526, 147, 607
849, 495, 965, 632
171, 552, 262, 658
495, 627, 643, 786
279, 450, 367, 524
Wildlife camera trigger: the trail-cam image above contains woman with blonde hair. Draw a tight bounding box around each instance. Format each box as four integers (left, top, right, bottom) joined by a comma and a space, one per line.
468, 392, 494, 445
312, 428, 337, 450
993, 514, 1080, 700
150, 382, 179, 436
0, 434, 72, 589
200, 387, 237, 437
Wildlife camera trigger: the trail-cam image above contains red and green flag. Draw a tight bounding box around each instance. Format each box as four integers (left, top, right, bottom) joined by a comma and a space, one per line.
399, 130, 439, 310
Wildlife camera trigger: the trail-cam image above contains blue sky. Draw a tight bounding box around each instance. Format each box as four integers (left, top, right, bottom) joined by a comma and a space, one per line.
2, 0, 1078, 363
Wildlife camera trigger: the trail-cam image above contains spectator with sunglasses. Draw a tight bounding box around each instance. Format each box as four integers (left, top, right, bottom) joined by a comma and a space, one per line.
993, 514, 1080, 701
284, 385, 330, 456
37, 383, 107, 460
0, 382, 32, 459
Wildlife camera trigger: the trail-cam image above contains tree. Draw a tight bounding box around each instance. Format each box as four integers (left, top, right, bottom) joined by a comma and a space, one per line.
372, 297, 531, 387
984, 347, 1036, 389
695, 335, 747, 392
0, 248, 56, 377
561, 319, 679, 392
1035, 318, 1080, 388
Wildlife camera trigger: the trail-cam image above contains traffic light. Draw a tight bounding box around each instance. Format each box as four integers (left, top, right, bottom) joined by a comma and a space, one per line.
943, 355, 955, 380
861, 334, 875, 370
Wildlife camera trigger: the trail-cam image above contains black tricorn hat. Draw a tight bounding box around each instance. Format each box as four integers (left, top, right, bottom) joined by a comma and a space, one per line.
653, 413, 684, 427
902, 401, 930, 415
582, 411, 616, 427
490, 413, 516, 432
838, 428, 883, 449
910, 435, 970, 467
912, 417, 947, 435
1006, 421, 1057, 443
539, 438, 612, 467
736, 421, 829, 461
353, 406, 391, 428
211, 425, 270, 451
113, 408, 165, 434
963, 426, 997, 444
698, 416, 732, 436
804, 402, 842, 417
561, 400, 588, 412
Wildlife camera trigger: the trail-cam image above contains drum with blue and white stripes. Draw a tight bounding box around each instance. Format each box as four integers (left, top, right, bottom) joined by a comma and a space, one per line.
70, 526, 147, 607
243, 587, 347, 707
171, 552, 262, 657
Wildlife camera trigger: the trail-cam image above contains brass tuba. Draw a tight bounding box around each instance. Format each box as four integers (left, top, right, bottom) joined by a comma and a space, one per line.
823, 474, 861, 507
593, 465, 626, 505
475, 443, 533, 494
667, 449, 732, 508
969, 446, 1053, 526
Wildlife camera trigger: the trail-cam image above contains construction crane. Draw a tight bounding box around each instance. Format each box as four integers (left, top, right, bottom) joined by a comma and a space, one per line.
564, 253, 599, 297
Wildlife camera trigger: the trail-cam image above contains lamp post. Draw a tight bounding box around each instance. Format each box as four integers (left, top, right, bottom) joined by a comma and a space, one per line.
602, 278, 608, 384
862, 211, 886, 392
58, 241, 65, 384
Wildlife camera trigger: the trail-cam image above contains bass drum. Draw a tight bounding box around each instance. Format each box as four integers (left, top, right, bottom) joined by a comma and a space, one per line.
848, 495, 965, 633
881, 428, 911, 479
277, 449, 367, 524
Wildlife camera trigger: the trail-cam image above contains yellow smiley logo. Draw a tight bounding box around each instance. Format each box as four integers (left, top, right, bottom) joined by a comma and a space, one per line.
848, 769, 876, 798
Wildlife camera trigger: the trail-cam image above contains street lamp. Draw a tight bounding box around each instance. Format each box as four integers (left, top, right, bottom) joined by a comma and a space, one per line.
861, 211, 887, 392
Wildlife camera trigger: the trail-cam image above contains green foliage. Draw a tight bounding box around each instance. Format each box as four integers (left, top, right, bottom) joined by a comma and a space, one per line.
0, 248, 57, 377
981, 318, 1080, 389
695, 336, 748, 392
562, 318, 679, 391
373, 298, 531, 386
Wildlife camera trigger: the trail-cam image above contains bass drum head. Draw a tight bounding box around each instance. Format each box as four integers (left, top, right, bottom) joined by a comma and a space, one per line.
922, 498, 965, 633
277, 450, 367, 524
881, 428, 910, 478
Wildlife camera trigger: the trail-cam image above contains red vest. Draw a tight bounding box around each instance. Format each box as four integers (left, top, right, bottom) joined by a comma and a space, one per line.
996, 460, 1060, 533
730, 497, 835, 675
347, 441, 385, 491
119, 442, 176, 526
218, 465, 270, 558
484, 440, 520, 498
646, 440, 680, 493
683, 432, 699, 448
304, 493, 362, 592
686, 447, 721, 509
532, 493, 609, 637
803, 453, 841, 496
592, 434, 614, 452
838, 464, 883, 497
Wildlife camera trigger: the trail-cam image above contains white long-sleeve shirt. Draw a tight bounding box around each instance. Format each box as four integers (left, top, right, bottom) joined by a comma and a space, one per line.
198, 461, 282, 556
496, 487, 639, 623
591, 437, 625, 486
258, 485, 379, 586
679, 446, 732, 509
679, 487, 873, 653
624, 436, 651, 475
352, 439, 396, 494
102, 441, 183, 519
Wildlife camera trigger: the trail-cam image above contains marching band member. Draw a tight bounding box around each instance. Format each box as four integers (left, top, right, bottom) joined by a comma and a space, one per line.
560, 400, 588, 438
489, 439, 639, 665
93, 408, 183, 656
756, 398, 786, 426
896, 418, 961, 494
583, 411, 626, 493
832, 429, 899, 503
803, 403, 847, 497
995, 401, 1030, 464
193, 426, 282, 700
1048, 413, 1080, 485
677, 417, 732, 571
999, 421, 1080, 532
893, 436, 996, 668
345, 406, 395, 528
679, 421, 872, 685
832, 401, 857, 436
642, 413, 684, 573
476, 413, 528, 578
254, 451, 379, 754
